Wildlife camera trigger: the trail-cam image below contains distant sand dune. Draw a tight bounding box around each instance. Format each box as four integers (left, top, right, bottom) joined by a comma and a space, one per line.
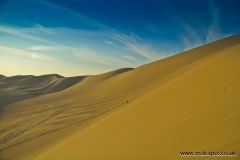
0, 74, 86, 108
0, 34, 240, 160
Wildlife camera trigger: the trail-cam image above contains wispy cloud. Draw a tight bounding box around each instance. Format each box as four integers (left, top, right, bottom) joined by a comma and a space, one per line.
27, 45, 67, 51
71, 45, 134, 68
38, 0, 107, 29
127, 43, 160, 61
103, 40, 118, 47
34, 24, 56, 35
123, 55, 140, 62
0, 24, 59, 45
145, 25, 158, 33
158, 1, 226, 51
160, 2, 206, 51
0, 45, 60, 61
180, 25, 205, 51
110, 32, 165, 62
207, 0, 222, 43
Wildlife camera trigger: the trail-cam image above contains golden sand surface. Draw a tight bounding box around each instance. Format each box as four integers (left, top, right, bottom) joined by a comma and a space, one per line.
0, 35, 240, 160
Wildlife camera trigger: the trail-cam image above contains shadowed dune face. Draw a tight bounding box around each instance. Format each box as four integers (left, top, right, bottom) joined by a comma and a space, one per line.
0, 35, 240, 160
0, 75, 6, 81
0, 74, 87, 109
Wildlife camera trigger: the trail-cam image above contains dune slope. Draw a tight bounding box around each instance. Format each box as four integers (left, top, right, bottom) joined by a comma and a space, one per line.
34, 35, 240, 160
0, 34, 240, 160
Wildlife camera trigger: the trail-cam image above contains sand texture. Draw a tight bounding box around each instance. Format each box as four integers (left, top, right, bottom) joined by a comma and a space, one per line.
0, 34, 240, 160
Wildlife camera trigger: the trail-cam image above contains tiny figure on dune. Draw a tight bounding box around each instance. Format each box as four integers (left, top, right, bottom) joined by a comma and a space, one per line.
127, 100, 128, 103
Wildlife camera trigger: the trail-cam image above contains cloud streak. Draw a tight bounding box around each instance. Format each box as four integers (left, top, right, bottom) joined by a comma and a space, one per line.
103, 40, 118, 47
71, 45, 135, 68
207, 0, 222, 43
110, 32, 165, 62
0, 25, 59, 45
0, 45, 60, 61
27, 45, 68, 51
158, 1, 226, 51
123, 55, 141, 62
38, 0, 107, 29
180, 25, 205, 51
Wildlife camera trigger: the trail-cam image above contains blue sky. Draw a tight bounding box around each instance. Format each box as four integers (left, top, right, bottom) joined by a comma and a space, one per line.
0, 0, 239, 77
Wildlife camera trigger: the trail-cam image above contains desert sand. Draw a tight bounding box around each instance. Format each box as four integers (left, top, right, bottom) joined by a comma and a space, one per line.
0, 34, 240, 160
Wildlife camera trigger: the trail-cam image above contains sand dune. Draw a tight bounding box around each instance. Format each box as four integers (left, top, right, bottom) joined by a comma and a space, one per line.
0, 74, 86, 108
0, 34, 240, 160
0, 75, 5, 81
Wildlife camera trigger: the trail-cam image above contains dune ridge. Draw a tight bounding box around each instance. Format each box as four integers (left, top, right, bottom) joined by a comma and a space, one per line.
0, 34, 240, 160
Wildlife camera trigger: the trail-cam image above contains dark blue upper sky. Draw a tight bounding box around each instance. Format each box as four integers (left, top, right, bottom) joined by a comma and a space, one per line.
0, 0, 240, 76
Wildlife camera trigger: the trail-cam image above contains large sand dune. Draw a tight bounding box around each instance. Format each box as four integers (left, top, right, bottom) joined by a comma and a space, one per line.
0, 34, 240, 159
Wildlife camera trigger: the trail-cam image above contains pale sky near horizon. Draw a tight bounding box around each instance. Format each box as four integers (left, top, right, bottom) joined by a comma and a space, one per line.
0, 0, 240, 77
